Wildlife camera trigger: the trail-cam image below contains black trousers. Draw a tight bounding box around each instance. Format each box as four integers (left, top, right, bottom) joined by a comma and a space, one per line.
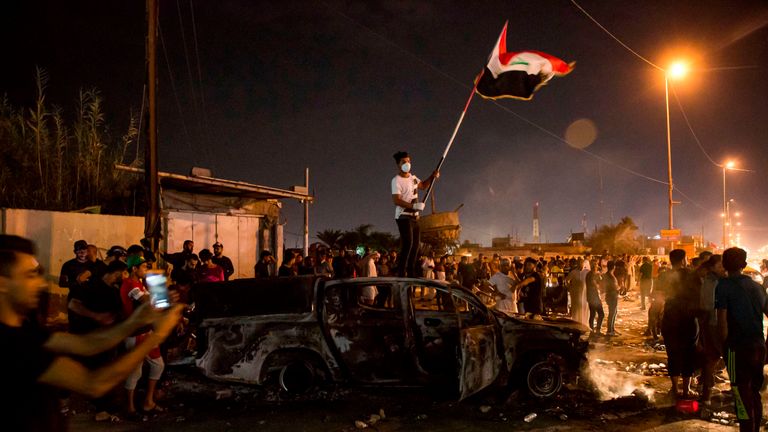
396, 216, 420, 277
726, 344, 766, 432
588, 301, 604, 332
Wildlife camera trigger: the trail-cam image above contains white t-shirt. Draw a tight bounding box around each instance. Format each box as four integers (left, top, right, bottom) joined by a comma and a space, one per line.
391, 174, 421, 219
489, 272, 517, 314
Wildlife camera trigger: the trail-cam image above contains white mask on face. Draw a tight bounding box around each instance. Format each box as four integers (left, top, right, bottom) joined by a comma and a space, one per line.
400, 162, 411, 173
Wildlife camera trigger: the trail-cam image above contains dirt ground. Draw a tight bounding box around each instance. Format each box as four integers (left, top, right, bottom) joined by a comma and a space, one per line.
68, 293, 752, 431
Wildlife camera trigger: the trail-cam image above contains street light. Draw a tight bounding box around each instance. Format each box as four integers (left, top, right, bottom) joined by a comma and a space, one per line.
664, 61, 688, 233
725, 198, 735, 248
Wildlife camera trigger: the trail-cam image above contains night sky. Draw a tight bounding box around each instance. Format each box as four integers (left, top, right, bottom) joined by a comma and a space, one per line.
3, 1, 768, 252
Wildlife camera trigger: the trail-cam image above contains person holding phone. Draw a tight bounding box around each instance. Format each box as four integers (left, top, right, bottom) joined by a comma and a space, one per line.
120, 255, 166, 417
0, 235, 183, 431
390, 151, 439, 277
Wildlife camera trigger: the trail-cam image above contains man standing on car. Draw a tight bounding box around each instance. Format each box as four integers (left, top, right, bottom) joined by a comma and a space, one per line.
390, 151, 438, 277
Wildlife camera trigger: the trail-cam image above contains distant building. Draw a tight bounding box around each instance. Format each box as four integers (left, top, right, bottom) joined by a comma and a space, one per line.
567, 232, 586, 246
491, 235, 522, 248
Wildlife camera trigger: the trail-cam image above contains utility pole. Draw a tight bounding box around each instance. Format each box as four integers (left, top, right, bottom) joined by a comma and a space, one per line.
144, 0, 160, 254
303, 168, 309, 257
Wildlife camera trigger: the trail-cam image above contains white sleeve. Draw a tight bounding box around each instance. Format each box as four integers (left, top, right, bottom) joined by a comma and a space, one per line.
128, 287, 146, 301
391, 177, 400, 195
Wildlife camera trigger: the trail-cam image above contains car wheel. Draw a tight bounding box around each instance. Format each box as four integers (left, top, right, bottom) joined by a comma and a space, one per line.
278, 358, 323, 394
525, 357, 563, 398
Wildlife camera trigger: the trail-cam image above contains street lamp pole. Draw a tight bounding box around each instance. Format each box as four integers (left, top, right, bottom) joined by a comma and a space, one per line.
662, 61, 687, 251
722, 166, 727, 249
726, 200, 732, 248
664, 75, 675, 232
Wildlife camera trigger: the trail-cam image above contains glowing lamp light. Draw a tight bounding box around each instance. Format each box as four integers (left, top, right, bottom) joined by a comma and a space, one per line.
725, 161, 736, 169
668, 61, 688, 80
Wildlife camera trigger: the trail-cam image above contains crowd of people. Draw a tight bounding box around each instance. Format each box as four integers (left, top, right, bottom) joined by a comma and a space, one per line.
1, 234, 184, 431
50, 237, 236, 424
303, 245, 767, 432
5, 229, 768, 431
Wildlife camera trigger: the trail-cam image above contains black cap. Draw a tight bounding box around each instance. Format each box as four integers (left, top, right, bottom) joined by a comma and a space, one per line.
74, 240, 88, 251
213, 242, 223, 248
107, 245, 127, 257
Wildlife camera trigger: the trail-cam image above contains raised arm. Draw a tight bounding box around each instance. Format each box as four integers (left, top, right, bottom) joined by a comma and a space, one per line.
44, 302, 153, 357
417, 170, 440, 190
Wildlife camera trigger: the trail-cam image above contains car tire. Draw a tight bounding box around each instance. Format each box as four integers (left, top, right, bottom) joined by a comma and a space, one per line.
525, 356, 563, 398
278, 357, 325, 394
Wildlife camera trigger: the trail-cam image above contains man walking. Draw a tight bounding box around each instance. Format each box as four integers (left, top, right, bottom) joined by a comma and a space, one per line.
390, 151, 438, 277
716, 247, 768, 432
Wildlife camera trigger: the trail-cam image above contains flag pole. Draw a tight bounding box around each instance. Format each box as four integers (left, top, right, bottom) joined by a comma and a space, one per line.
423, 70, 484, 207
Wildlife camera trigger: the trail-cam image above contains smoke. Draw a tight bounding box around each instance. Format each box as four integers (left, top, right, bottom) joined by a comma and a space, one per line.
583, 350, 655, 402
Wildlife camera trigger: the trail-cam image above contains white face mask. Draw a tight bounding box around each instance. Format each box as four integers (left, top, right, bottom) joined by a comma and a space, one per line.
400, 162, 411, 173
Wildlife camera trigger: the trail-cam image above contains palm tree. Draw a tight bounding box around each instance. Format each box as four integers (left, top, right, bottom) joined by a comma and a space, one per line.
316, 229, 343, 249
352, 224, 373, 245
369, 231, 399, 251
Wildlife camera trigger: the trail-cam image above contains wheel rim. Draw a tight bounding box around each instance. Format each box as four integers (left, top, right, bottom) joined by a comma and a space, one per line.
279, 361, 315, 394
527, 360, 562, 398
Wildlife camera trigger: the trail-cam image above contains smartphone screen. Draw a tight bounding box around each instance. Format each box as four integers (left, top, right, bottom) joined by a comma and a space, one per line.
146, 273, 171, 309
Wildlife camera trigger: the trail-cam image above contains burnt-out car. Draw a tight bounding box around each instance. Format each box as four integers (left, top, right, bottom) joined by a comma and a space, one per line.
192, 276, 589, 399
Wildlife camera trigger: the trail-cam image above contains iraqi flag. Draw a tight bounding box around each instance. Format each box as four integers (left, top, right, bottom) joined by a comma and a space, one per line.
475, 22, 574, 101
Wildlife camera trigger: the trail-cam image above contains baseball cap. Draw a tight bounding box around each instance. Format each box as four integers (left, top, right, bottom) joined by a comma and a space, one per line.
126, 254, 146, 269
107, 245, 128, 257
213, 242, 223, 248
73, 240, 88, 251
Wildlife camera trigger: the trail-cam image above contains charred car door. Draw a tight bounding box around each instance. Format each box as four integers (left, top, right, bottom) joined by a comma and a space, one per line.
321, 280, 412, 383
454, 293, 501, 400
408, 283, 501, 400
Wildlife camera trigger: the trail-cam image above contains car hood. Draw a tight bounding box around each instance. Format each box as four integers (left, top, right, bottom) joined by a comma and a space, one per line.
493, 310, 590, 334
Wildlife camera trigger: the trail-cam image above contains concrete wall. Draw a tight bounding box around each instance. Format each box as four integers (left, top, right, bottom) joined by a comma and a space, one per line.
1, 208, 145, 321
163, 211, 263, 279
2, 208, 284, 322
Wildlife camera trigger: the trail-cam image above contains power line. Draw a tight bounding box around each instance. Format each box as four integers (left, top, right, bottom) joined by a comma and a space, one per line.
158, 22, 194, 153
669, 86, 721, 167
175, 0, 201, 126
189, 0, 208, 126
487, 99, 670, 185
326, 2, 721, 223
569, 0, 663, 71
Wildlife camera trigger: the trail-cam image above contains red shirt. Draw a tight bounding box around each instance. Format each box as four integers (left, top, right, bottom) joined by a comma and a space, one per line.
120, 277, 147, 319
196, 264, 225, 283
